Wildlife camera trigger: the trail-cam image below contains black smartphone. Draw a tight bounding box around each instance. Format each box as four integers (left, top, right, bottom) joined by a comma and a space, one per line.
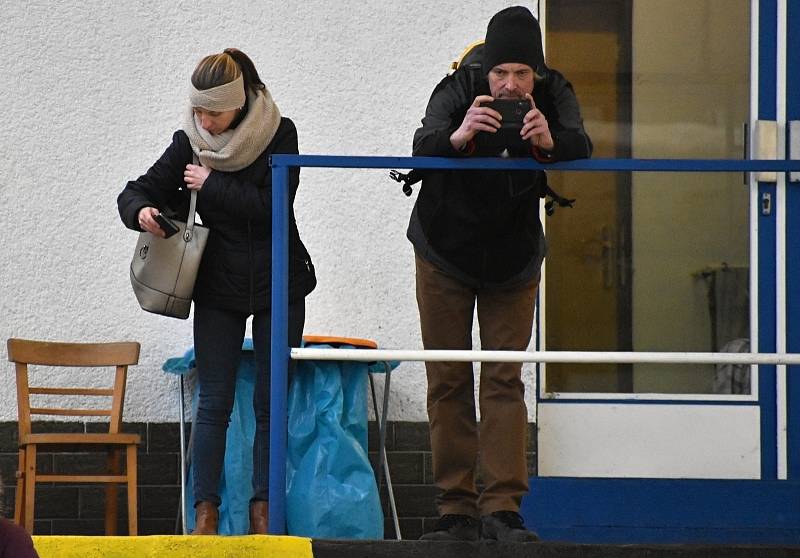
484, 99, 531, 129
154, 214, 180, 238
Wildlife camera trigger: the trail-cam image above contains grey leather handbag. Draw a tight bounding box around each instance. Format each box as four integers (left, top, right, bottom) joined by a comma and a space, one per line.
129, 190, 208, 319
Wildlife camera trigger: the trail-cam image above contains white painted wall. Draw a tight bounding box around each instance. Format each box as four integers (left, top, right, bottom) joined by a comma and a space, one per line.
0, 1, 540, 422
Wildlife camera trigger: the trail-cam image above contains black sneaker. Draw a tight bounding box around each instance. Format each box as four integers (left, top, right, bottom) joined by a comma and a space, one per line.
480, 511, 539, 542
419, 514, 480, 541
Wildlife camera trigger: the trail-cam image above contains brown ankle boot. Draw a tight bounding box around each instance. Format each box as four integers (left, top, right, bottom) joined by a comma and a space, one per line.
249, 500, 269, 534
193, 501, 219, 535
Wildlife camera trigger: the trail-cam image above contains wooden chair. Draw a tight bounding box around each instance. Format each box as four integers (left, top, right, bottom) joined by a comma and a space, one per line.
7, 338, 141, 535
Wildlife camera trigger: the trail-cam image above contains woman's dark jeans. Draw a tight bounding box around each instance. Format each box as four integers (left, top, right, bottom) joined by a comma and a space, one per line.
192, 301, 305, 506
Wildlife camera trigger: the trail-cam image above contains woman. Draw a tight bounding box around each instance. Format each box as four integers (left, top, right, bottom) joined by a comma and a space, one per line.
118, 48, 316, 535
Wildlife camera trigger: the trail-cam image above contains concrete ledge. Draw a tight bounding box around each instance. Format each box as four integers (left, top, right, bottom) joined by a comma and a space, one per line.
312, 540, 800, 558
27, 536, 799, 558
32, 535, 312, 558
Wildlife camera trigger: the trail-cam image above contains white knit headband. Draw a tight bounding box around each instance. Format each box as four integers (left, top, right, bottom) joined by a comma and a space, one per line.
190, 74, 246, 111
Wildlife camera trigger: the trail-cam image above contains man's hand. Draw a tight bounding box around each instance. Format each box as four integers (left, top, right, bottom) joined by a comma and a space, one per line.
449, 95, 501, 151
184, 164, 211, 190
138, 207, 166, 238
522, 93, 554, 151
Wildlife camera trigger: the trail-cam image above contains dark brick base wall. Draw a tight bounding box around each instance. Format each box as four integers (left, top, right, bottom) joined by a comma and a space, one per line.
0, 421, 536, 538
0, 421, 183, 535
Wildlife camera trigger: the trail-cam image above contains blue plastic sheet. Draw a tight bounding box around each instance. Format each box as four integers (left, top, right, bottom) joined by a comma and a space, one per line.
286, 344, 383, 539
163, 339, 385, 538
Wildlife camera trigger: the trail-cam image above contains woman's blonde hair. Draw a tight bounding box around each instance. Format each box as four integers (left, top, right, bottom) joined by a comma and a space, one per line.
191, 48, 266, 94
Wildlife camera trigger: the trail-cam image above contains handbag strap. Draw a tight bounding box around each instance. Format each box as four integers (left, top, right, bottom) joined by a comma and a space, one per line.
184, 154, 200, 242
184, 190, 198, 242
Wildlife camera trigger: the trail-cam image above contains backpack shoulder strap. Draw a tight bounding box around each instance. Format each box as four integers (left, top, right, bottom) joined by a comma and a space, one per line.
451, 40, 485, 72
451, 40, 484, 98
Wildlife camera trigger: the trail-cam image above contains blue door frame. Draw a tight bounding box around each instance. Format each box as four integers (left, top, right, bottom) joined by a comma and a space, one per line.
758, 0, 779, 483
785, 0, 800, 482
522, 0, 800, 544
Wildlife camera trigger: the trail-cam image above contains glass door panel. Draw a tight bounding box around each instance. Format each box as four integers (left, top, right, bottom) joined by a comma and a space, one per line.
543, 0, 751, 394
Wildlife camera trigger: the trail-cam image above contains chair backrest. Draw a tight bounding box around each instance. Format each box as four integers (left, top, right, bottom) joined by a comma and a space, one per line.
7, 338, 140, 438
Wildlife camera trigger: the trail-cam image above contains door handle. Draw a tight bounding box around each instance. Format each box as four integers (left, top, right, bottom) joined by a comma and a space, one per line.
617, 226, 627, 288
581, 225, 615, 289
600, 225, 614, 289
742, 121, 749, 185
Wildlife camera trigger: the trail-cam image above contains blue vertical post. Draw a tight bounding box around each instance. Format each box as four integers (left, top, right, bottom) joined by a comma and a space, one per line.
269, 161, 290, 534
758, 0, 779, 480
786, 0, 800, 481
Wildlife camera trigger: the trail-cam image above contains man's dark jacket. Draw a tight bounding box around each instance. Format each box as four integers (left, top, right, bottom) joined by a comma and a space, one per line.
408, 68, 592, 288
118, 117, 316, 313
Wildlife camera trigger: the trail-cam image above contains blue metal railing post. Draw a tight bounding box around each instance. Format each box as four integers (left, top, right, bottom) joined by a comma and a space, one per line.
268, 161, 290, 535
264, 154, 800, 536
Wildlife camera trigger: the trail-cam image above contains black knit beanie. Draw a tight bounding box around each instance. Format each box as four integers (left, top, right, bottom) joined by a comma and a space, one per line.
482, 6, 544, 75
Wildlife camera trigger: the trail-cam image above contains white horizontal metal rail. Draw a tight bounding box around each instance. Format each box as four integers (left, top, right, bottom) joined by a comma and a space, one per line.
267, 155, 800, 535
291, 348, 800, 366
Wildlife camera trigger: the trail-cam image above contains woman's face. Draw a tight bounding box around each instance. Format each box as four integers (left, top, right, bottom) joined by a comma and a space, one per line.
193, 107, 239, 135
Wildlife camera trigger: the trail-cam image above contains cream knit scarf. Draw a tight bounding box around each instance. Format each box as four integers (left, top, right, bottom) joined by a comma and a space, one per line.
183, 87, 281, 172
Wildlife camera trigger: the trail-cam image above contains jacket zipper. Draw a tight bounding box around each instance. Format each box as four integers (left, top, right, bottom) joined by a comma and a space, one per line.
247, 220, 255, 314
479, 175, 513, 286
480, 250, 488, 288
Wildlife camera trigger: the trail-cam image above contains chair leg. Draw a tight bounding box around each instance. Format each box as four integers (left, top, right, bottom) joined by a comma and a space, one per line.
126, 444, 138, 536
14, 449, 25, 525
23, 445, 36, 534
105, 449, 121, 535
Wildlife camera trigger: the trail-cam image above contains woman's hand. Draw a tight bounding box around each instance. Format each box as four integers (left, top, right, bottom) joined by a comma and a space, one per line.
138, 207, 166, 238
184, 164, 211, 190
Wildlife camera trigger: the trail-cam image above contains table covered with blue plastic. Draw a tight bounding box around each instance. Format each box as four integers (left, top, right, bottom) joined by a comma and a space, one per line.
163, 338, 394, 538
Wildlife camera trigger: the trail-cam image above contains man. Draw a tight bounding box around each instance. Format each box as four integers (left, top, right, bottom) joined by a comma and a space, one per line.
408, 6, 592, 542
